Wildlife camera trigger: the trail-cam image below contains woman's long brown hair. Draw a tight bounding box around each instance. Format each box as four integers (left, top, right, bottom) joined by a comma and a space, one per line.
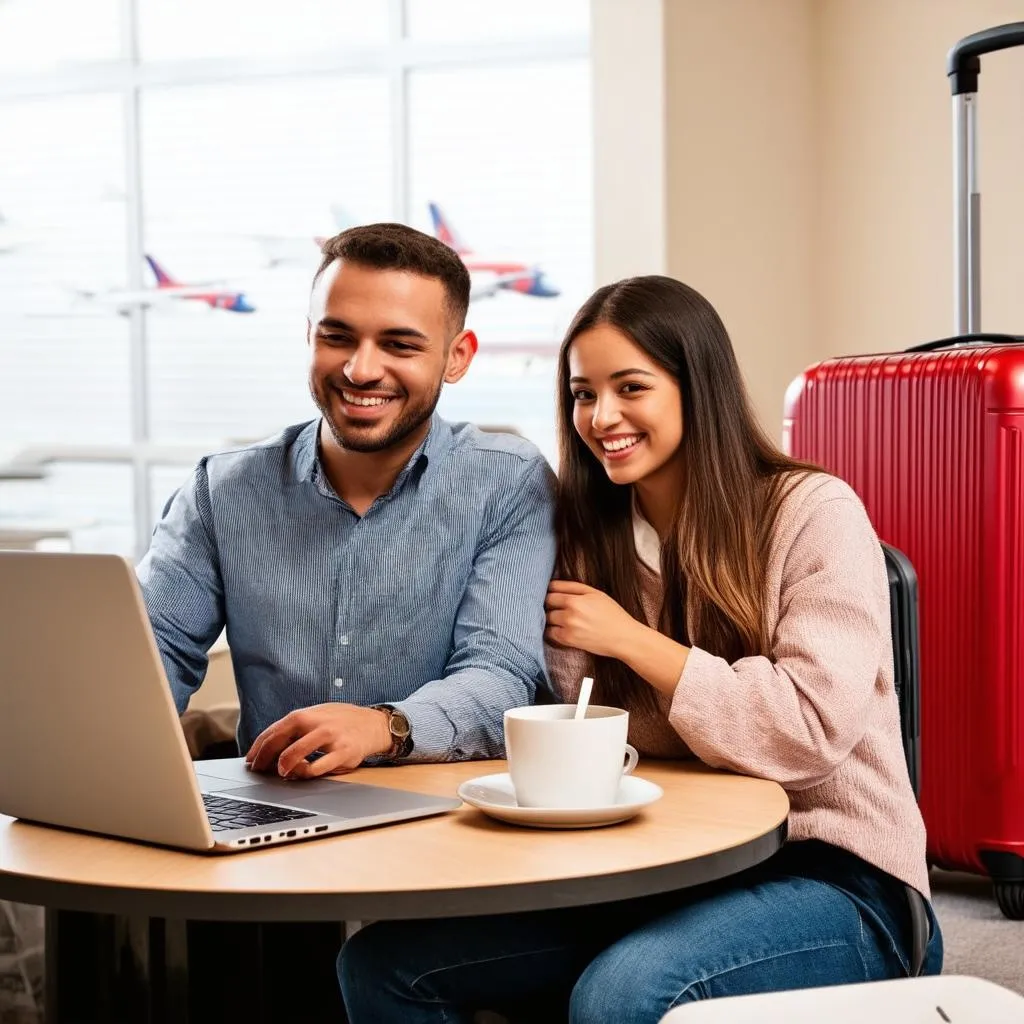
555, 276, 823, 711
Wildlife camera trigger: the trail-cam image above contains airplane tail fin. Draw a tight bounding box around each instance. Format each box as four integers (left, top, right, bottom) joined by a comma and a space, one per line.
428, 202, 470, 255
145, 254, 177, 288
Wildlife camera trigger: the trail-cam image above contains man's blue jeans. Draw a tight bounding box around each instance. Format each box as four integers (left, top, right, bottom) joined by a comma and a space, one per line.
337, 841, 943, 1024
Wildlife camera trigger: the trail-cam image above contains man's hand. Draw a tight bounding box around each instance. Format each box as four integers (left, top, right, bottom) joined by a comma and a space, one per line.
544, 580, 644, 660
244, 703, 393, 779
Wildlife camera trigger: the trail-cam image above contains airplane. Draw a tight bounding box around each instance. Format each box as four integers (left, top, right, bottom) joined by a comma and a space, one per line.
428, 202, 560, 301
248, 205, 356, 268
143, 255, 255, 313
53, 255, 255, 316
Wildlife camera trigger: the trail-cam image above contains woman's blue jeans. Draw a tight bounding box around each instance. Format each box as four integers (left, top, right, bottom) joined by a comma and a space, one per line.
338, 841, 943, 1024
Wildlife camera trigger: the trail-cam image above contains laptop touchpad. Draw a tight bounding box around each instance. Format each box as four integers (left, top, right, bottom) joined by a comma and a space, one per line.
219, 780, 429, 817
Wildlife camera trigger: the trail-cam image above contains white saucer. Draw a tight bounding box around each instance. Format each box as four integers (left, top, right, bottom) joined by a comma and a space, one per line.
457, 773, 664, 829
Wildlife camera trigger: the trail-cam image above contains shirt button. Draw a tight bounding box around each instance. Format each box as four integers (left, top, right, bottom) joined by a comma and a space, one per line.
333, 677, 344, 689
340, 635, 350, 646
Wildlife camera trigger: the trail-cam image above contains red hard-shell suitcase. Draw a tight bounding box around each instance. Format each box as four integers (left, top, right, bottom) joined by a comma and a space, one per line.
782, 23, 1024, 919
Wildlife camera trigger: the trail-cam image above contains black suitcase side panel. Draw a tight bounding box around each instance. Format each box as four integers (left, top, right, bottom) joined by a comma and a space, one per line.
882, 542, 921, 798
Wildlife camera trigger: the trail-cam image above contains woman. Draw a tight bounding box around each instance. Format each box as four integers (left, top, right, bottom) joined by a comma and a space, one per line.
337, 276, 942, 1023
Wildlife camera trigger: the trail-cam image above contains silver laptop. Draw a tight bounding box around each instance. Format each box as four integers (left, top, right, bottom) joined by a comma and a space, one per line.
0, 550, 461, 853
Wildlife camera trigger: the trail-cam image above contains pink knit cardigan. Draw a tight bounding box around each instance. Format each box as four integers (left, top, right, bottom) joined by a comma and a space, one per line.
547, 473, 930, 896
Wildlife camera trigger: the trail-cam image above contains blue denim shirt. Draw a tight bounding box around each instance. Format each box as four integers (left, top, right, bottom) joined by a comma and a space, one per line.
136, 416, 557, 761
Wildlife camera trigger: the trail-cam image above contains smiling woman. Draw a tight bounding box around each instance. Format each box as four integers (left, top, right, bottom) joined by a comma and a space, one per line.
552, 275, 824, 712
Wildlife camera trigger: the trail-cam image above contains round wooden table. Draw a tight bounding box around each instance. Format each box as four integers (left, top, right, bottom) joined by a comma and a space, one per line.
0, 759, 788, 1023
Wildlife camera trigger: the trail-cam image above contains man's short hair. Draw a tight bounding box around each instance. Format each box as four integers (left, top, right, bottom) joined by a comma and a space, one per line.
314, 223, 471, 333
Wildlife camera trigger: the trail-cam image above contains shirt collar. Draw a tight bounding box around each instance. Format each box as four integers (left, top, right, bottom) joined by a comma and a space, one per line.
293, 414, 453, 493
293, 420, 320, 483
632, 495, 662, 575
390, 414, 452, 491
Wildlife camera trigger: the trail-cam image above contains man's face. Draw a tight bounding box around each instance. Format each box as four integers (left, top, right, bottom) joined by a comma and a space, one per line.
307, 261, 456, 454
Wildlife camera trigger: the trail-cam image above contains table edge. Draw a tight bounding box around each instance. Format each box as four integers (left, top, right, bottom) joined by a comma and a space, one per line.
0, 818, 788, 922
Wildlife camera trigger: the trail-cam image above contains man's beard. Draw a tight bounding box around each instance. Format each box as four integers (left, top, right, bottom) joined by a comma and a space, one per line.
312, 376, 444, 454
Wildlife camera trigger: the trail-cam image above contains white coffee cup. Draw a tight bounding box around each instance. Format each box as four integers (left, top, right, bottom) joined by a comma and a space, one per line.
504, 704, 639, 809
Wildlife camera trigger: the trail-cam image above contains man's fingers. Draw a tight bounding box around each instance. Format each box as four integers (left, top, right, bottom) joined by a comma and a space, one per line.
246, 726, 291, 773
288, 748, 358, 779
246, 713, 306, 772
246, 705, 338, 769
275, 728, 331, 778
244, 724, 275, 767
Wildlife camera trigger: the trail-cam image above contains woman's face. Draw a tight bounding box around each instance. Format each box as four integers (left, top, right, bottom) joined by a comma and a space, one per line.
568, 323, 684, 487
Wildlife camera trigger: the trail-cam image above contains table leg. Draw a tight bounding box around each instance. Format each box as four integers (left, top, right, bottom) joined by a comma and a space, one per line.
45, 911, 190, 1024
144, 917, 191, 1024
45, 908, 113, 1023
162, 919, 190, 1024
111, 915, 151, 1022
45, 912, 345, 1024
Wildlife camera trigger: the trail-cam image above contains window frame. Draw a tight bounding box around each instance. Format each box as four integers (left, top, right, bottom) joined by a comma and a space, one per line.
0, 0, 589, 557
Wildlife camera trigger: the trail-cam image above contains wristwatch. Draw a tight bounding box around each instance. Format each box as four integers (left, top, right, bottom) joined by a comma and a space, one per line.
372, 704, 413, 759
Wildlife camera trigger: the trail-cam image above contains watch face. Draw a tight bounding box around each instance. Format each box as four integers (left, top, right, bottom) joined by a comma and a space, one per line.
391, 710, 412, 739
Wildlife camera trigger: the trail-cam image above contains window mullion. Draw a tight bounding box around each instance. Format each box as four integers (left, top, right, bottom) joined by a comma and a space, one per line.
389, 0, 410, 224
121, 0, 152, 559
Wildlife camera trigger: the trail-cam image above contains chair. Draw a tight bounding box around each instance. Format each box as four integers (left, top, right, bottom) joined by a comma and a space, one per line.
881, 543, 920, 797
879, 543, 932, 976
658, 975, 1024, 1022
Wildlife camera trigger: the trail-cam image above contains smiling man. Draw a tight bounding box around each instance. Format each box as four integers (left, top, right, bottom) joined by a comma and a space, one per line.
137, 223, 556, 774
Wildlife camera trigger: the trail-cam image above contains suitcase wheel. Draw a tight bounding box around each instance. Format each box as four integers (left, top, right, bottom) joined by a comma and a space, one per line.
994, 882, 1024, 921
980, 851, 1024, 920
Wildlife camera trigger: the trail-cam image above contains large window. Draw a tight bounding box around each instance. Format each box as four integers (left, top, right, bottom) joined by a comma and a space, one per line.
141, 75, 393, 445
0, 0, 592, 558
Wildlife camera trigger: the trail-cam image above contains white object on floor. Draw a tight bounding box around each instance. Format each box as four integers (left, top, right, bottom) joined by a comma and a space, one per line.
457, 772, 662, 829
659, 974, 1024, 1022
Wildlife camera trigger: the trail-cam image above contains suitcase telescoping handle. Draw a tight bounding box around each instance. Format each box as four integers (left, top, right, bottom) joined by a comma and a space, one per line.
906, 333, 1024, 354
948, 23, 1024, 336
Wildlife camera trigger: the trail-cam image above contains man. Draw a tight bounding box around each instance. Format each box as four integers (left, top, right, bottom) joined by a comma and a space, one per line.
138, 223, 556, 777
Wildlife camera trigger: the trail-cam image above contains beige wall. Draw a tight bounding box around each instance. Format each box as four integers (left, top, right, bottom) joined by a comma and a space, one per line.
818, 0, 1024, 358
594, 0, 1024, 438
591, 0, 668, 282
663, 0, 818, 438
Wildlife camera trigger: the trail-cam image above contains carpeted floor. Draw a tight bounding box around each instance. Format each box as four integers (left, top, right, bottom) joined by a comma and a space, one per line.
930, 868, 1024, 992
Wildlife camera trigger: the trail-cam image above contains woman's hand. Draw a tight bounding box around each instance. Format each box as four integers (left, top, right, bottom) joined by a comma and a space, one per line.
545, 580, 644, 660
546, 580, 692, 695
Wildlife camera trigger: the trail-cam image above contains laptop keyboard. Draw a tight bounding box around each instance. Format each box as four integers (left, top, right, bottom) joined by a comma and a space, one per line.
202, 793, 317, 832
